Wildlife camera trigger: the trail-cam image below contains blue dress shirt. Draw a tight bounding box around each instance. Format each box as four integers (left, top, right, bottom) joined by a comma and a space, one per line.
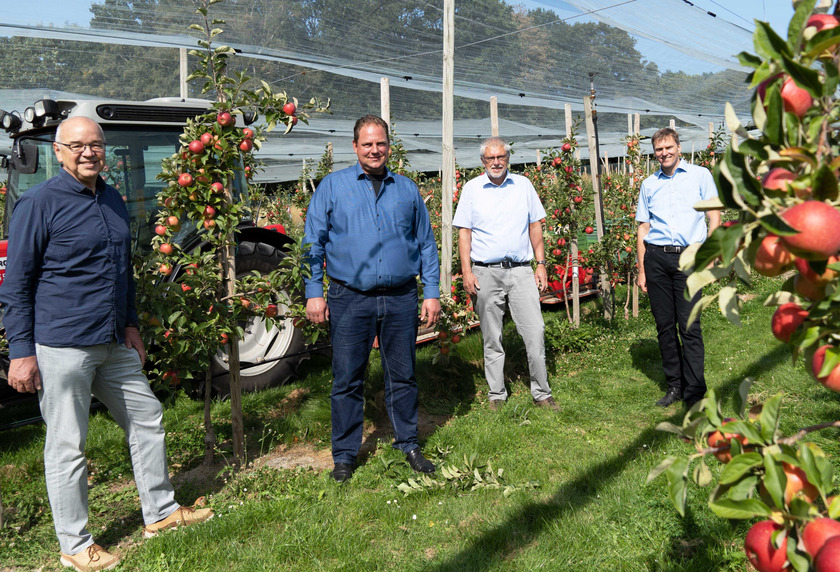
452, 171, 546, 263
303, 163, 440, 299
0, 169, 138, 359
636, 159, 718, 246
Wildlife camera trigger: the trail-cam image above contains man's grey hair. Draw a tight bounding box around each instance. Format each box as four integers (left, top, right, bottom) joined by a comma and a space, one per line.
479, 136, 511, 157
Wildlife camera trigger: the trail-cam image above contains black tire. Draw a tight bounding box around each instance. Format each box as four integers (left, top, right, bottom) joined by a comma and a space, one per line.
211, 240, 307, 395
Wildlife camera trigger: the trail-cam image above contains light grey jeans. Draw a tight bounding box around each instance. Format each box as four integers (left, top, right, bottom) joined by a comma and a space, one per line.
472, 264, 551, 402
36, 342, 179, 555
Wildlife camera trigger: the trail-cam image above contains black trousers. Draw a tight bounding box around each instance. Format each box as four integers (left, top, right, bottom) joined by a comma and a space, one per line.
643, 246, 706, 403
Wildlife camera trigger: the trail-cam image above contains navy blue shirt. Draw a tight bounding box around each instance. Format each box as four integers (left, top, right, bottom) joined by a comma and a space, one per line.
0, 169, 138, 359
303, 163, 440, 299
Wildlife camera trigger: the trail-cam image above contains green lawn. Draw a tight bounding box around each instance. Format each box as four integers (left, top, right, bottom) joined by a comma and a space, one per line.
2, 275, 838, 571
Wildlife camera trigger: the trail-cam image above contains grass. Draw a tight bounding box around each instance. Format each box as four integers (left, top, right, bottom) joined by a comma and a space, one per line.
2, 274, 839, 571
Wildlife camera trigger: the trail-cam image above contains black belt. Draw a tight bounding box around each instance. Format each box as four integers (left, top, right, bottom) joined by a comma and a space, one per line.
329, 276, 414, 294
472, 260, 530, 269
645, 243, 684, 254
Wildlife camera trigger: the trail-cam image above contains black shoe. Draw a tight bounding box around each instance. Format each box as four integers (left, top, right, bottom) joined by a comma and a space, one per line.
406, 448, 435, 474
655, 388, 682, 407
332, 463, 354, 482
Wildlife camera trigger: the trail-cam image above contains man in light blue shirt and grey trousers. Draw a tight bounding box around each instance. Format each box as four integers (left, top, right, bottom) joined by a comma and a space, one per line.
636, 127, 720, 408
453, 136, 559, 412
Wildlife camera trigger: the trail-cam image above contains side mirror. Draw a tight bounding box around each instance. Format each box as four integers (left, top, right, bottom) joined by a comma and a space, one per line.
12, 139, 38, 175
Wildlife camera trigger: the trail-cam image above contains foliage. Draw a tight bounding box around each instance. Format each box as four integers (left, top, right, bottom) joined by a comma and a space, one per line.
543, 311, 601, 353
651, 1, 840, 569
135, 0, 329, 394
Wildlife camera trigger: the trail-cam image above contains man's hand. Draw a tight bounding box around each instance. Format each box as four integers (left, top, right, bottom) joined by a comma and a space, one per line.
306, 297, 329, 324
534, 264, 548, 292
125, 326, 147, 364
420, 298, 441, 329
462, 271, 480, 295
8, 356, 41, 393
638, 271, 647, 293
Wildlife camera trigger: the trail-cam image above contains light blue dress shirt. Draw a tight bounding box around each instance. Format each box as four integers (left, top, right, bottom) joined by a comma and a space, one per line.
635, 159, 718, 246
452, 170, 546, 263
303, 163, 440, 299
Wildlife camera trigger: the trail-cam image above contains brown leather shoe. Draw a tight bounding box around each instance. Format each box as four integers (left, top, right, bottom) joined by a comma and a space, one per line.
488, 399, 506, 411
533, 397, 560, 411
60, 544, 119, 572
143, 505, 214, 538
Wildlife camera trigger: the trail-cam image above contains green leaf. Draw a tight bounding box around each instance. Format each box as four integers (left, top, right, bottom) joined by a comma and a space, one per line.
763, 454, 785, 508
687, 293, 718, 329
188, 24, 204, 32
724, 102, 749, 140
666, 456, 690, 516
719, 452, 763, 484
754, 21, 792, 61
723, 419, 764, 445
812, 162, 839, 201
655, 422, 685, 436
693, 458, 713, 487
788, 0, 816, 41
759, 393, 784, 442
737, 51, 763, 69
718, 283, 740, 326
829, 495, 840, 519
708, 498, 771, 519
713, 160, 742, 210
763, 82, 785, 146
757, 212, 797, 236
728, 475, 760, 501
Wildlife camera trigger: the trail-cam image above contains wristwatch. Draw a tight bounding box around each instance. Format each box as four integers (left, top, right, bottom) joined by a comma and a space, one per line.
536, 260, 546, 265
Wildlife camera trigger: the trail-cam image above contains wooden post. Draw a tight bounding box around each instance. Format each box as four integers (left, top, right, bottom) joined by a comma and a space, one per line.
380, 77, 390, 127
179, 48, 188, 99
536, 150, 541, 165
327, 142, 334, 173
584, 93, 612, 320
441, 0, 454, 295
565, 103, 580, 326
490, 96, 499, 136
691, 142, 695, 164
628, 115, 639, 318
669, 118, 676, 130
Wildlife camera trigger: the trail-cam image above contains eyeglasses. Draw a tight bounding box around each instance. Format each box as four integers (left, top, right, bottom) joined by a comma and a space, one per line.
482, 154, 508, 163
54, 141, 106, 154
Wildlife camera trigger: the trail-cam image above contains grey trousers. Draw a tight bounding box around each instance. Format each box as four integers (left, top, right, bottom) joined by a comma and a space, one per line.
36, 342, 180, 555
472, 264, 551, 402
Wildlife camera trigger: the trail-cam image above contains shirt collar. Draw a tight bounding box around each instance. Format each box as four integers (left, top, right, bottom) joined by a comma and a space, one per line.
482, 170, 513, 188
59, 168, 106, 194
655, 158, 688, 180
353, 162, 394, 182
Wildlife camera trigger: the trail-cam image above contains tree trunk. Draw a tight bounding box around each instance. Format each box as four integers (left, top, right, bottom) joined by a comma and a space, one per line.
203, 365, 216, 466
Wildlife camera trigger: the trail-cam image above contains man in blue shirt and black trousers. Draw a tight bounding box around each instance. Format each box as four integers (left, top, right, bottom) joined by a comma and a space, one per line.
304, 115, 441, 483
0, 117, 212, 572
636, 127, 720, 409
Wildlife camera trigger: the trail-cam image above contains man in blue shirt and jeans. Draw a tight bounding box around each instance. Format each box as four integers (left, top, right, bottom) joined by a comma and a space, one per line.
0, 117, 212, 571
304, 115, 441, 482
636, 127, 720, 408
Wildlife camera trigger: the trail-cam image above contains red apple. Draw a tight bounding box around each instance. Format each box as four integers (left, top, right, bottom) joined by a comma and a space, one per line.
780, 201, 840, 259
181, 283, 191, 292
795, 256, 840, 285
211, 182, 225, 194
781, 77, 813, 118
203, 219, 216, 229
561, 142, 571, 152
574, 196, 583, 204
240, 297, 251, 309
188, 139, 205, 154
265, 304, 278, 318
159, 263, 172, 276
162, 370, 180, 386
815, 536, 840, 572
158, 243, 173, 255
203, 205, 216, 218
803, 518, 840, 558
200, 132, 213, 146
812, 345, 840, 391
744, 520, 790, 572
217, 111, 234, 127
782, 462, 819, 504
771, 303, 808, 343
585, 226, 594, 234
795, 274, 827, 301
807, 13, 840, 32
239, 139, 253, 152
282, 102, 296, 116
166, 215, 180, 228
220, 332, 229, 345
754, 235, 794, 277
762, 168, 796, 193
155, 225, 167, 236
707, 418, 749, 463
290, 116, 298, 126
177, 173, 193, 187
242, 128, 254, 139
552, 157, 562, 167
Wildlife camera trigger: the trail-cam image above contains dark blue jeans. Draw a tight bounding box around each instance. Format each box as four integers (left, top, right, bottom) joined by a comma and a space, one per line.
643, 246, 706, 403
327, 280, 420, 465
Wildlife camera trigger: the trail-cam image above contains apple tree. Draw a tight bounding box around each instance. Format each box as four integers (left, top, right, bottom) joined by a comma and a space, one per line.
649, 1, 840, 569
136, 0, 328, 465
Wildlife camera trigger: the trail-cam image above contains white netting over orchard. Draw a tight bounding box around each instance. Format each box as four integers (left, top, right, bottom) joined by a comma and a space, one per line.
0, 0, 764, 180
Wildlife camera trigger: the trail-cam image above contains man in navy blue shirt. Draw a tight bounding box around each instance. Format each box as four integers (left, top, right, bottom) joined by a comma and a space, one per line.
0, 117, 211, 571
636, 128, 720, 408
304, 115, 441, 482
